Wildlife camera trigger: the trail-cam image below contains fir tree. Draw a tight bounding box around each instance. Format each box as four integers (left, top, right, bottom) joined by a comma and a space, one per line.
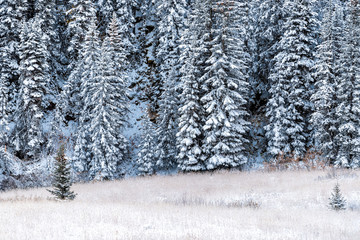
154, 0, 187, 169
334, 0, 360, 168
12, 17, 49, 159
48, 145, 76, 200
329, 182, 346, 211
73, 14, 101, 175
87, 36, 129, 180
252, 0, 285, 108
137, 117, 156, 175
200, 0, 250, 170
265, 0, 318, 161
114, 0, 137, 62
176, 0, 212, 171
64, 1, 97, 120
0, 78, 9, 146
311, 0, 343, 164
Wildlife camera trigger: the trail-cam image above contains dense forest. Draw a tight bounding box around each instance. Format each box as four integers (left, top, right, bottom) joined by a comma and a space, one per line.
0, 0, 359, 187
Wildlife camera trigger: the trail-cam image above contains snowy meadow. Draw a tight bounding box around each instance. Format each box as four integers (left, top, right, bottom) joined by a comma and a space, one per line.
0, 170, 359, 240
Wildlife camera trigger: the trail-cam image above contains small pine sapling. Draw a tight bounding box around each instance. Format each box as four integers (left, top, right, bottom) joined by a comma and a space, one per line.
48, 145, 76, 200
329, 182, 346, 211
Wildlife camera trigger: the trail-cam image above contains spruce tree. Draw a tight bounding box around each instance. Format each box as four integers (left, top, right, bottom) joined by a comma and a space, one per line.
200, 0, 250, 170
64, 1, 97, 120
154, 0, 187, 169
334, 0, 360, 168
329, 182, 346, 211
252, 0, 285, 107
311, 0, 342, 164
176, 0, 212, 171
265, 0, 318, 161
87, 36, 129, 180
48, 145, 76, 201
73, 14, 101, 175
12, 17, 49, 159
114, 0, 137, 62
137, 117, 156, 175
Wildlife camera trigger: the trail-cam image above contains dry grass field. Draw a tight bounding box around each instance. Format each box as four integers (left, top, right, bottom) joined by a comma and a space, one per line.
0, 169, 360, 240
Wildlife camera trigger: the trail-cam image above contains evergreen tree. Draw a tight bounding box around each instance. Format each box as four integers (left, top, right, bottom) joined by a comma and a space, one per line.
48, 144, 76, 200
154, 0, 187, 169
12, 17, 49, 159
64, 1, 97, 120
35, 0, 65, 108
137, 117, 156, 175
311, 0, 343, 164
115, 0, 137, 62
73, 14, 101, 175
108, 13, 128, 74
251, 0, 285, 108
0, 78, 9, 146
329, 182, 346, 211
0, 0, 28, 125
200, 0, 250, 170
87, 36, 129, 180
265, 0, 318, 161
176, 0, 212, 171
334, 0, 360, 168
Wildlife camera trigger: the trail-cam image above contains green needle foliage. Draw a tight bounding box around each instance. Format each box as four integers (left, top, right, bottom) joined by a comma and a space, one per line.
329, 182, 346, 211
48, 145, 76, 200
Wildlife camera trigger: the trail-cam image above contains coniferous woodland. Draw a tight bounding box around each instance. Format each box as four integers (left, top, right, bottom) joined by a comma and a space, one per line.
0, 0, 359, 187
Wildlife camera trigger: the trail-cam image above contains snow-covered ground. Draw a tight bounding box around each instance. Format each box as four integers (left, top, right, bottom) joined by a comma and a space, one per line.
0, 170, 359, 239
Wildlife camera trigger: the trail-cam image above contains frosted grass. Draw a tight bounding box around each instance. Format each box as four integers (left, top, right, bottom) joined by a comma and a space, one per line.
0, 170, 359, 239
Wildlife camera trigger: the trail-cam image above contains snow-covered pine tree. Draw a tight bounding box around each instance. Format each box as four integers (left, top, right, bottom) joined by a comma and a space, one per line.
335, 0, 360, 168
154, 0, 187, 169
64, 1, 97, 121
12, 17, 50, 159
95, 0, 115, 33
200, 0, 250, 170
137, 117, 156, 175
35, 0, 64, 109
73, 14, 101, 175
329, 182, 346, 211
114, 0, 137, 62
311, 0, 343, 164
265, 0, 318, 161
48, 144, 76, 200
176, 0, 212, 171
108, 12, 128, 74
87, 36, 129, 180
66, 0, 96, 65
0, 0, 29, 122
0, 77, 9, 146
251, 0, 285, 108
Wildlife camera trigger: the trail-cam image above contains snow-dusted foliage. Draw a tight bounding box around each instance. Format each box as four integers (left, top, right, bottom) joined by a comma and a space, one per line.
265, 0, 318, 161
154, 0, 187, 169
251, 0, 285, 105
329, 182, 346, 211
137, 117, 156, 175
311, 0, 343, 164
73, 15, 101, 175
3, 0, 360, 188
176, 0, 212, 171
334, 0, 360, 168
64, 1, 97, 120
114, 0, 137, 61
48, 145, 76, 200
72, 13, 130, 180
12, 17, 50, 159
87, 36, 129, 180
200, 0, 250, 170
